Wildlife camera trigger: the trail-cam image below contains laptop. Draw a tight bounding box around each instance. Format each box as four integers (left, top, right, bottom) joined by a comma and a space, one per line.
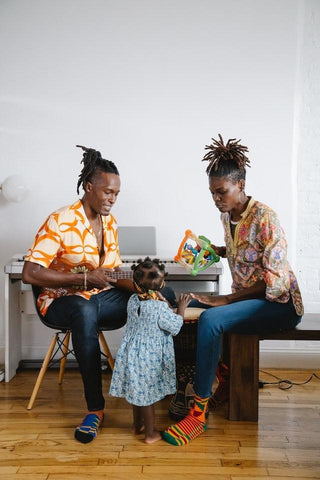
118, 226, 157, 260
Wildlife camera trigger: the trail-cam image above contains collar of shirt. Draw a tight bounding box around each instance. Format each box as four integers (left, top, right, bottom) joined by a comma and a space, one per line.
239, 196, 255, 222
73, 199, 110, 235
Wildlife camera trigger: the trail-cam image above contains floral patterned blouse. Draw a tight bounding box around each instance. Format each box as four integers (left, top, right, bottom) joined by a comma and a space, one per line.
220, 197, 303, 316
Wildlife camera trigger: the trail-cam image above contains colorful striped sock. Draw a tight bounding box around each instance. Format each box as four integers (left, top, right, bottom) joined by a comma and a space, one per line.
162, 394, 209, 446
74, 412, 104, 444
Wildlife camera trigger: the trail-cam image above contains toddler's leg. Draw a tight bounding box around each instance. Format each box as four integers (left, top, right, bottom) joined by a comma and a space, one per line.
132, 405, 144, 434
141, 405, 161, 444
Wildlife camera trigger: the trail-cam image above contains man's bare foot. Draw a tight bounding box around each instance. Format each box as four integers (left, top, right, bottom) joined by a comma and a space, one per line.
133, 424, 145, 435
144, 431, 162, 444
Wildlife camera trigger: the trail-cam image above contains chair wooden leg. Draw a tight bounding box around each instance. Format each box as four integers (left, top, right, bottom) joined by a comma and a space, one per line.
58, 331, 71, 385
27, 333, 58, 410
98, 331, 115, 371
227, 333, 259, 421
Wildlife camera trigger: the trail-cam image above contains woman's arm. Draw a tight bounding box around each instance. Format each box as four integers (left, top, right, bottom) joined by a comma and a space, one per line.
191, 280, 266, 307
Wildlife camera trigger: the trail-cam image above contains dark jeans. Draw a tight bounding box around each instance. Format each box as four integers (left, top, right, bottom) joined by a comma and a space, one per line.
192, 297, 301, 398
45, 286, 176, 411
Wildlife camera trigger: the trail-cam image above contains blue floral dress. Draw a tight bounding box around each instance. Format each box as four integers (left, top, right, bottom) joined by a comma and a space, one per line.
109, 294, 183, 406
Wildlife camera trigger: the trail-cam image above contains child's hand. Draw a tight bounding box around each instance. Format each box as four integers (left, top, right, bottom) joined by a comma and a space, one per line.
177, 293, 192, 317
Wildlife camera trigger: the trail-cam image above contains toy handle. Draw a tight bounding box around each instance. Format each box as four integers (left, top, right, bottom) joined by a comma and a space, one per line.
198, 235, 220, 263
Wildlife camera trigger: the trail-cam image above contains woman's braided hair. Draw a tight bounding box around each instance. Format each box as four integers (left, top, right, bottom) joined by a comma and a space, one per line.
76, 145, 119, 194
202, 134, 250, 182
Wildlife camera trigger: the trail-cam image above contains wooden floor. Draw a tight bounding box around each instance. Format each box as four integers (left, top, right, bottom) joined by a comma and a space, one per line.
0, 369, 320, 480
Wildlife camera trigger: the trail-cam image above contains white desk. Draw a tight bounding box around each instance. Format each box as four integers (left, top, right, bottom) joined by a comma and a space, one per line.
4, 255, 25, 381
4, 255, 223, 382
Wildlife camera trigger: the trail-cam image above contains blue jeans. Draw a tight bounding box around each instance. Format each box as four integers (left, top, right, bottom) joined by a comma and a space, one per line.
193, 297, 301, 398
45, 286, 175, 411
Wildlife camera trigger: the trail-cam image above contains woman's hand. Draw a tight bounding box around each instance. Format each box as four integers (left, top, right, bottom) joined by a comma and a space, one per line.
211, 245, 226, 257
190, 293, 229, 307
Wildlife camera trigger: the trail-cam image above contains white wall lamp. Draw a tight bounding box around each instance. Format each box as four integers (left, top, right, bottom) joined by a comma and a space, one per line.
0, 175, 29, 203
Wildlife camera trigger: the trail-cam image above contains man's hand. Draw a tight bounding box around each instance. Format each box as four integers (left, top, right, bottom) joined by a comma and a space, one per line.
87, 267, 116, 289
190, 293, 229, 307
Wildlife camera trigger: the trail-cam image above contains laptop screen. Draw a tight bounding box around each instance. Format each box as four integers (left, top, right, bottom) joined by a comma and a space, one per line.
117, 226, 156, 256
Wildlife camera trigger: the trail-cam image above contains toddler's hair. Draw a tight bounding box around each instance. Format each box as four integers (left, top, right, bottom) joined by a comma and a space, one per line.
131, 257, 166, 292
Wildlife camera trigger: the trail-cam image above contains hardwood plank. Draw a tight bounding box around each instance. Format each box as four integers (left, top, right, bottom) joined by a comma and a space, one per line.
143, 465, 269, 475
19, 465, 142, 475
115, 456, 222, 466
47, 475, 230, 480
0, 476, 48, 480
0, 467, 19, 473
232, 477, 319, 480
268, 468, 320, 478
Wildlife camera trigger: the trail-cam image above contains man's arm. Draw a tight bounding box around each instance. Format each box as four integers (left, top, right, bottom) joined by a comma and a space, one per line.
22, 261, 119, 290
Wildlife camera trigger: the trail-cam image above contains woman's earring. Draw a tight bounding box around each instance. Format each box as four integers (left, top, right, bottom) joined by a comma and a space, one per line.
238, 190, 246, 204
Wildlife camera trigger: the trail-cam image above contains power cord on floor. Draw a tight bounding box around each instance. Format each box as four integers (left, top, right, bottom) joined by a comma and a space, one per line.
258, 370, 320, 390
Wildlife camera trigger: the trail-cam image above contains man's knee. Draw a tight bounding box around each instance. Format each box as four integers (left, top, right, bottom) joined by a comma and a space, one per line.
71, 300, 99, 334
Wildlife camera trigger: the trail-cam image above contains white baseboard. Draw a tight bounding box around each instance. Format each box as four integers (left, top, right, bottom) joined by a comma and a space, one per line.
260, 350, 320, 369
1, 344, 319, 370
0, 346, 4, 365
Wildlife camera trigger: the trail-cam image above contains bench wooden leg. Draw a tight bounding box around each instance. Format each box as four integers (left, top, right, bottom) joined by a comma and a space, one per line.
228, 333, 259, 422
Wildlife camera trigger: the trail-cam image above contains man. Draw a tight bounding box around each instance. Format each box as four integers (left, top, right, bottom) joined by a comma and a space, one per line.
22, 145, 174, 443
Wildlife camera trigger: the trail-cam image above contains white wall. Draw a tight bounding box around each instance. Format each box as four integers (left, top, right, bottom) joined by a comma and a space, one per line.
296, 0, 320, 313
1, 0, 318, 365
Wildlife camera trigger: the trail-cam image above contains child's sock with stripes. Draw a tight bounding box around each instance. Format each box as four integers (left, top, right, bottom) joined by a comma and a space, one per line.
162, 394, 209, 446
74, 410, 104, 444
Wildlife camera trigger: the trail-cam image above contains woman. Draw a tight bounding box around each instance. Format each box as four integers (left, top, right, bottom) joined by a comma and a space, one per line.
163, 134, 303, 446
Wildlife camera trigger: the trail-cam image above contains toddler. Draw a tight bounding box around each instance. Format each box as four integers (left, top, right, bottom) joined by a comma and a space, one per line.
109, 257, 190, 443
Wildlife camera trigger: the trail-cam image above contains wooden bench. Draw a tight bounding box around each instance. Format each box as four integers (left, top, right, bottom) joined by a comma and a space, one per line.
225, 313, 320, 422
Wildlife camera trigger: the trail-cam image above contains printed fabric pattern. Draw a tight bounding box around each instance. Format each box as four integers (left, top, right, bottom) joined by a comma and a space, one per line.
109, 294, 183, 406
221, 198, 303, 316
24, 200, 122, 315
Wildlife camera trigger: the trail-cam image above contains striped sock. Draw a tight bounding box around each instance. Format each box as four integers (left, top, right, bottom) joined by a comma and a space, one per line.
74, 411, 104, 444
162, 394, 209, 446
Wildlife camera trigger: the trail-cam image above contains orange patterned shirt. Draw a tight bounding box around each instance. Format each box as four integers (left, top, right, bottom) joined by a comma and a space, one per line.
25, 200, 122, 316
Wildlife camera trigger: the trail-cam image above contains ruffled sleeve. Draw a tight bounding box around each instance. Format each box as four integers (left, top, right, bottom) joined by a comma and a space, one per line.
157, 303, 183, 336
